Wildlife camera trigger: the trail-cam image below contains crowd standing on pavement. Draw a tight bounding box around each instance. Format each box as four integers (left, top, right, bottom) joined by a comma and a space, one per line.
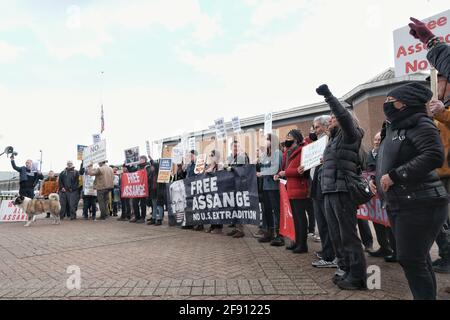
7, 18, 450, 299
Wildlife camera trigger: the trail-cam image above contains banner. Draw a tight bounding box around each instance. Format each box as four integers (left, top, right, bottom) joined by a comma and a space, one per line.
121, 169, 149, 198
0, 200, 28, 222
125, 147, 140, 166
83, 175, 97, 196
279, 180, 295, 241
214, 117, 227, 140
264, 112, 273, 135
157, 158, 173, 184
232, 116, 241, 133
188, 137, 196, 152
194, 154, 207, 175
167, 165, 261, 226
77, 145, 87, 161
93, 134, 101, 144
301, 135, 329, 171
83, 140, 107, 168
172, 145, 184, 165
393, 10, 450, 77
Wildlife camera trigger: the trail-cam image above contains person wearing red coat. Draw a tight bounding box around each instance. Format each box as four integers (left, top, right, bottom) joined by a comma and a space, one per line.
277, 129, 310, 254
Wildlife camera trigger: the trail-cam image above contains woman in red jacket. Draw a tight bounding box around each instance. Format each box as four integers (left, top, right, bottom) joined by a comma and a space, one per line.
277, 129, 310, 254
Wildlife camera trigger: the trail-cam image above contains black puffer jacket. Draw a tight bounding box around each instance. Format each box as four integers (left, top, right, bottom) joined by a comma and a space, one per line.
427, 42, 450, 81
376, 113, 448, 211
321, 96, 364, 194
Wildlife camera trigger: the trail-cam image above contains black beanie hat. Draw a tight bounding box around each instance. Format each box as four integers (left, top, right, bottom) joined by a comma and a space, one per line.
288, 129, 304, 144
388, 83, 433, 108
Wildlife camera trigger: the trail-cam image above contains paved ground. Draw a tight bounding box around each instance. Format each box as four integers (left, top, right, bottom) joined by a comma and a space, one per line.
0, 212, 449, 300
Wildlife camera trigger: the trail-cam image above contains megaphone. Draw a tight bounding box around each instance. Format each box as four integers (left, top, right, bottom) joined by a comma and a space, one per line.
0, 146, 18, 157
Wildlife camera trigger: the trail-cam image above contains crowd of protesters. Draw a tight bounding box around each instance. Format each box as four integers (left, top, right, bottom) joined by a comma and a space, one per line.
7, 18, 450, 299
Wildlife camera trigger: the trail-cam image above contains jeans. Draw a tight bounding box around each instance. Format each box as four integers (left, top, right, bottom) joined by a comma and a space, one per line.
151, 199, 164, 221
388, 204, 448, 300
97, 190, 110, 219
121, 198, 131, 219
290, 199, 309, 251
133, 197, 147, 220
313, 198, 335, 261
262, 190, 280, 235
357, 219, 374, 249
83, 196, 97, 219
324, 192, 367, 282
59, 191, 79, 219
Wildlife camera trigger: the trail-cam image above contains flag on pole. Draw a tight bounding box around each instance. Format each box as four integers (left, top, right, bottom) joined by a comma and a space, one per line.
101, 105, 105, 133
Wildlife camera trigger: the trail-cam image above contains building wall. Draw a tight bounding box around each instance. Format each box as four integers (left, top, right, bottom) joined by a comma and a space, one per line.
353, 95, 386, 151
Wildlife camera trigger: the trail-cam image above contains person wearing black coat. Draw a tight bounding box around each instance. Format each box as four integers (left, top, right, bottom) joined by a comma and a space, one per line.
10, 156, 44, 199
59, 161, 80, 220
130, 156, 152, 224
373, 83, 448, 300
316, 84, 367, 291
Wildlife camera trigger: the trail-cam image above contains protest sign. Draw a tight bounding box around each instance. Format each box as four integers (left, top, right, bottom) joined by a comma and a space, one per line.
167, 165, 261, 226
121, 170, 149, 198
279, 180, 295, 241
172, 145, 184, 164
194, 154, 207, 175
83, 175, 97, 197
301, 136, 329, 171
146, 141, 152, 158
215, 117, 227, 140
0, 200, 27, 222
125, 147, 140, 166
264, 112, 273, 135
188, 137, 196, 152
83, 140, 107, 168
232, 116, 242, 133
77, 145, 87, 161
157, 158, 173, 184
393, 10, 450, 77
93, 134, 101, 144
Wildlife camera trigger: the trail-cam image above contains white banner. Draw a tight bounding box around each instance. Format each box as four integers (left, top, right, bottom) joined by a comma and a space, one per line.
301, 135, 329, 171
83, 140, 107, 168
264, 112, 273, 135
0, 200, 28, 222
93, 134, 101, 144
172, 145, 184, 164
232, 116, 242, 133
393, 10, 450, 77
214, 118, 227, 141
83, 175, 97, 196
188, 137, 196, 152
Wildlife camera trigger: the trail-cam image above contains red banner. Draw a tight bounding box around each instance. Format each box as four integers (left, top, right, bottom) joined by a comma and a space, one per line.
279, 181, 296, 241
121, 170, 149, 199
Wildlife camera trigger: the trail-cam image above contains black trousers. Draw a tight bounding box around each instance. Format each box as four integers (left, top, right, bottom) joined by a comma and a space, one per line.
305, 198, 316, 234
133, 198, 147, 220
19, 188, 35, 199
388, 204, 448, 300
121, 198, 131, 219
83, 196, 97, 218
373, 223, 395, 253
324, 192, 367, 282
313, 199, 335, 261
290, 199, 309, 250
262, 190, 280, 234
357, 219, 374, 248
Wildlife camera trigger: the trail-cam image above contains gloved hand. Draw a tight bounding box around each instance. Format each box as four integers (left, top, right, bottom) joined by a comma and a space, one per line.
316, 84, 332, 99
408, 17, 435, 44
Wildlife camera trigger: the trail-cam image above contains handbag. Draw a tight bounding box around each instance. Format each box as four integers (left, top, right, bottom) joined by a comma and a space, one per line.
337, 157, 374, 206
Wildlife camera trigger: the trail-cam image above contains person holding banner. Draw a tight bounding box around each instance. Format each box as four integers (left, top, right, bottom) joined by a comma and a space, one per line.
204, 150, 224, 234
373, 83, 448, 300
131, 156, 151, 224
148, 161, 165, 226
88, 161, 114, 221
40, 170, 59, 219
79, 163, 97, 221
316, 84, 367, 291
276, 129, 310, 254
118, 164, 132, 221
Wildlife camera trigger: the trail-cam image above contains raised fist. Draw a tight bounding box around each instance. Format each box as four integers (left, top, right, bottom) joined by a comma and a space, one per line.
316, 84, 332, 98
408, 17, 435, 45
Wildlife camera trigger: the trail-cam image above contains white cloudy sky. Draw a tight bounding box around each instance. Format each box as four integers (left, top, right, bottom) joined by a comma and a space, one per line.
0, 0, 448, 172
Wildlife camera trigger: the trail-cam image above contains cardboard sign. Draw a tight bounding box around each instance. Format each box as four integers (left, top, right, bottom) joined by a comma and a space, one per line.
0, 200, 28, 222
83, 140, 107, 168
83, 175, 97, 196
215, 117, 227, 140
121, 170, 149, 198
125, 147, 140, 166
264, 112, 273, 135
232, 116, 242, 133
77, 145, 87, 161
92, 134, 101, 144
194, 154, 207, 175
157, 158, 173, 184
172, 145, 184, 165
301, 136, 329, 171
393, 10, 450, 77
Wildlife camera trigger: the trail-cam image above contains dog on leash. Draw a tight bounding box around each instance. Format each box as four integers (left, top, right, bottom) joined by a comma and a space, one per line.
13, 193, 61, 227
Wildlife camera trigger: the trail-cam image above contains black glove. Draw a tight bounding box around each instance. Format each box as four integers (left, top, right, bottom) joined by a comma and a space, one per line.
316, 84, 332, 99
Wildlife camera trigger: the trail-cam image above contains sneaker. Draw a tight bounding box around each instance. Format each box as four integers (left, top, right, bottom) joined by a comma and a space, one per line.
312, 259, 338, 269
313, 235, 321, 243
227, 229, 239, 237
233, 231, 245, 238
332, 269, 347, 285
270, 237, 285, 247
315, 251, 323, 259
307, 233, 315, 240
136, 219, 145, 224
433, 259, 450, 274
364, 245, 374, 253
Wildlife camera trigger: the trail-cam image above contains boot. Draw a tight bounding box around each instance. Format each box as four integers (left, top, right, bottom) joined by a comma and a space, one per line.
258, 231, 272, 243
433, 258, 450, 274
270, 234, 285, 247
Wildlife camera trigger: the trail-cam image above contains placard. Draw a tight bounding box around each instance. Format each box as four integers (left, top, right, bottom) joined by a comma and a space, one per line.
300, 135, 329, 171
83, 140, 107, 168
264, 112, 273, 135
194, 154, 207, 175
157, 158, 173, 184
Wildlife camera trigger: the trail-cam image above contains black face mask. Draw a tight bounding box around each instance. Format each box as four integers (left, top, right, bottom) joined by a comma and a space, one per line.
383, 102, 400, 121
284, 140, 294, 148
309, 132, 318, 141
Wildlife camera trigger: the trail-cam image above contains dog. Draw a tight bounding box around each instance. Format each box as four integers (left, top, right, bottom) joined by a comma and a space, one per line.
13, 193, 61, 227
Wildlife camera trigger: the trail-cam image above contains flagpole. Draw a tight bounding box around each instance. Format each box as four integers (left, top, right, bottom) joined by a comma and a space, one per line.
100, 71, 105, 136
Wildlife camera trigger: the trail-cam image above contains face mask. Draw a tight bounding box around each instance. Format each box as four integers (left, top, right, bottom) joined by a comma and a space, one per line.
284, 140, 294, 148
383, 102, 399, 121
309, 133, 318, 141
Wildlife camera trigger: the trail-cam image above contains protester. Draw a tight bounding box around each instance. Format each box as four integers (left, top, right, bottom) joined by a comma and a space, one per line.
275, 129, 310, 254
255, 147, 266, 235
148, 160, 165, 226
309, 115, 338, 269
88, 161, 114, 221
58, 161, 80, 220
10, 155, 43, 199
118, 164, 132, 221
204, 150, 224, 234
316, 84, 367, 291
371, 83, 448, 300
111, 167, 120, 217
79, 163, 97, 221
129, 156, 151, 224
185, 150, 197, 178
40, 170, 59, 218
258, 134, 284, 246
226, 140, 250, 239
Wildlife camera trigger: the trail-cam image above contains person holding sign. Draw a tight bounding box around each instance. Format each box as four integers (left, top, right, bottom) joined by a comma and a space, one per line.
148, 161, 166, 226
204, 150, 224, 234
316, 84, 367, 291
131, 156, 151, 224
10, 155, 44, 199
88, 160, 114, 220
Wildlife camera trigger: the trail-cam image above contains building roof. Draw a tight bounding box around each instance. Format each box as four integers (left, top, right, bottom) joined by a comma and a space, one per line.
0, 172, 18, 182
